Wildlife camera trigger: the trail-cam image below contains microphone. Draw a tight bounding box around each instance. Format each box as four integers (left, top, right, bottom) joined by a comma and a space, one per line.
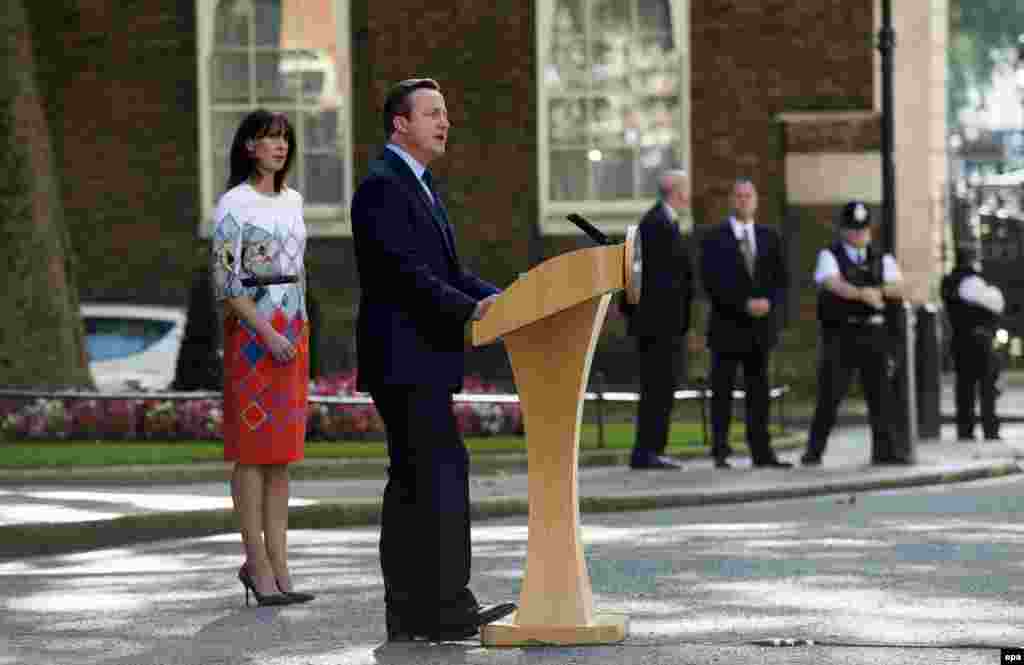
566, 214, 611, 246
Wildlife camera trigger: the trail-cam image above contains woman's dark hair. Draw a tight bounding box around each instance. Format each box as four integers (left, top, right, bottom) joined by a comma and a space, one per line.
227, 109, 296, 193
382, 78, 440, 140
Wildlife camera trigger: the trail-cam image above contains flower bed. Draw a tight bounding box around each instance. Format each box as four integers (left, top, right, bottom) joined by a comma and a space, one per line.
0, 371, 523, 442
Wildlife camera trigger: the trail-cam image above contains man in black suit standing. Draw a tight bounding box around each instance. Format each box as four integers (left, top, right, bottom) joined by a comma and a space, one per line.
700, 178, 791, 469
620, 170, 694, 470
351, 78, 515, 642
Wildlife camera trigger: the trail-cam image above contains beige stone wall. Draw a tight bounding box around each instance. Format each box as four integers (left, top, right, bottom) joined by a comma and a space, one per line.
891, 0, 948, 304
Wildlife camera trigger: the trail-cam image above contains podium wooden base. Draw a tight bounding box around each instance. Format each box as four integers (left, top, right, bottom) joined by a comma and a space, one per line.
481, 612, 629, 647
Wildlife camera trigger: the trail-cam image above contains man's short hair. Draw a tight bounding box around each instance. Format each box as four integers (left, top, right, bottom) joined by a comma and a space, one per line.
657, 169, 687, 199
383, 78, 441, 139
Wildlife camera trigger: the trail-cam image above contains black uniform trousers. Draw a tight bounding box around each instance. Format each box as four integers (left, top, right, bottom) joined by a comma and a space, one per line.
709, 348, 775, 464
952, 331, 1000, 439
631, 336, 685, 464
806, 325, 894, 460
370, 385, 477, 627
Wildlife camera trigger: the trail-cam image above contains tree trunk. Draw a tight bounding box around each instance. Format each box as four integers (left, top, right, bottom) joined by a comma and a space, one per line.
0, 0, 92, 390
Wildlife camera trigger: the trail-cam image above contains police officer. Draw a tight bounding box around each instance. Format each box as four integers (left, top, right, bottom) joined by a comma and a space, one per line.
801, 201, 907, 466
941, 244, 1005, 441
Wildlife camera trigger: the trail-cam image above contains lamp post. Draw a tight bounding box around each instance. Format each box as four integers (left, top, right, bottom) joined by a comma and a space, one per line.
879, 0, 896, 255
877, 0, 919, 455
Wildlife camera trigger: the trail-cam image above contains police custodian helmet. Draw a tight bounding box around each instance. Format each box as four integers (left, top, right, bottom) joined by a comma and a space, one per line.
839, 201, 871, 230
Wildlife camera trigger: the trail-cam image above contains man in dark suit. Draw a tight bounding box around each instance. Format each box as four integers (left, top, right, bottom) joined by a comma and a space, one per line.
700, 178, 791, 469
351, 78, 515, 642
620, 169, 694, 470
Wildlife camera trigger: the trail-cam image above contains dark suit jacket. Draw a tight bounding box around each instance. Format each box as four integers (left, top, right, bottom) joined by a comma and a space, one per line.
700, 219, 789, 353
620, 202, 694, 338
351, 148, 499, 392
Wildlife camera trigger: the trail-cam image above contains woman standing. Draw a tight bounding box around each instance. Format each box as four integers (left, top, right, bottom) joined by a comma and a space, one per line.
212, 110, 313, 607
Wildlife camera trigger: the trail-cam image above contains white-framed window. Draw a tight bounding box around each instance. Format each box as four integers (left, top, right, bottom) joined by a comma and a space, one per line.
197, 0, 352, 237
538, 0, 690, 235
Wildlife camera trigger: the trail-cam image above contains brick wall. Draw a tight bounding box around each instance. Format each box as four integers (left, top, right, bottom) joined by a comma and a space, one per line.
24, 0, 880, 387
27, 0, 201, 305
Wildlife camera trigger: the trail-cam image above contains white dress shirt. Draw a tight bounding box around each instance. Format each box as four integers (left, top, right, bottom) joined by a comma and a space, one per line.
386, 143, 434, 204
729, 216, 756, 255
813, 243, 901, 285
959, 274, 1005, 314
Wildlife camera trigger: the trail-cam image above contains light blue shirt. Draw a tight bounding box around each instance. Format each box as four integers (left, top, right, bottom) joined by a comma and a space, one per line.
386, 143, 434, 204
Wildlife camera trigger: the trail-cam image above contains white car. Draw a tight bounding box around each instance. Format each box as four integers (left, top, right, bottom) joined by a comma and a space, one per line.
81, 304, 186, 392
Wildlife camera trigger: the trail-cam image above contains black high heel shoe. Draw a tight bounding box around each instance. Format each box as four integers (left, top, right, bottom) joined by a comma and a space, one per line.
276, 578, 315, 604
238, 566, 294, 607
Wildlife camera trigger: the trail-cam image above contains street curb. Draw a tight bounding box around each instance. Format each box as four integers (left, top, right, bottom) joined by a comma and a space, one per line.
0, 436, 806, 485
0, 459, 1018, 561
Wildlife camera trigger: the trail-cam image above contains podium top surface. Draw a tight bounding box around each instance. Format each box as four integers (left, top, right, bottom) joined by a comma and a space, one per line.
473, 244, 625, 345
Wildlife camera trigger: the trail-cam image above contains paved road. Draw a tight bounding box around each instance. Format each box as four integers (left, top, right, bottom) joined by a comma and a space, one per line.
3, 474, 1022, 664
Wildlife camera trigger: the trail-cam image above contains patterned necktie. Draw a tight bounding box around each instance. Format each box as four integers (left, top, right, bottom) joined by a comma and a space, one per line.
738, 227, 755, 275
422, 170, 441, 212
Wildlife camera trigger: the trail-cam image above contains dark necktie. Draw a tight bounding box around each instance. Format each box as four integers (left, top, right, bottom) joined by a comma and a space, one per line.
422, 170, 442, 213
422, 169, 454, 253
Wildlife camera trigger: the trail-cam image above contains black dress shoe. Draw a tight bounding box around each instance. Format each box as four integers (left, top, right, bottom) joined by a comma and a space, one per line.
630, 455, 683, 470
871, 457, 912, 466
387, 602, 517, 642
713, 457, 732, 469
427, 602, 517, 641
753, 458, 793, 468
800, 453, 822, 467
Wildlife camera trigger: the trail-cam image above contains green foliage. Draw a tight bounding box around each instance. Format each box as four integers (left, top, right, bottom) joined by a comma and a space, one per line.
949, 0, 1024, 127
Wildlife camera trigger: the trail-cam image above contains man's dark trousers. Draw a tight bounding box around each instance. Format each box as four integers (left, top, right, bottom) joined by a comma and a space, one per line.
952, 331, 1000, 438
631, 336, 685, 464
371, 385, 477, 624
806, 325, 894, 460
709, 347, 772, 463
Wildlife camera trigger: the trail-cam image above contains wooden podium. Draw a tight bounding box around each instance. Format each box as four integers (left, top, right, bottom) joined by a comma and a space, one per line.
472, 240, 638, 646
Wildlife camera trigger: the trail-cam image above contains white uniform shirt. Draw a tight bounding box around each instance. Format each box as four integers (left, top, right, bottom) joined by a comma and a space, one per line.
958, 273, 1005, 314
813, 243, 901, 285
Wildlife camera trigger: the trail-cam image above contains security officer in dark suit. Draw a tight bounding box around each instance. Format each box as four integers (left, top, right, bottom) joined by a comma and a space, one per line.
801, 201, 907, 466
620, 169, 695, 470
941, 244, 1005, 441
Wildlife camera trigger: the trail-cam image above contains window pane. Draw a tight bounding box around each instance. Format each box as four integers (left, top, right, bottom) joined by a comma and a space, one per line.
543, 0, 684, 207
591, 35, 630, 90
210, 52, 250, 103
254, 53, 292, 102
550, 150, 588, 201
215, 0, 251, 46
637, 0, 671, 33
638, 144, 680, 196
213, 111, 249, 152
546, 38, 587, 91
252, 0, 283, 45
305, 154, 343, 204
632, 34, 678, 94
549, 98, 587, 145
303, 109, 339, 150
592, 149, 634, 200
591, 0, 630, 33
639, 95, 679, 146
589, 97, 625, 145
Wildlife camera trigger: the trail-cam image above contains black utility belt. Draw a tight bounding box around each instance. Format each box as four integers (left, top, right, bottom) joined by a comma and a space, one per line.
241, 275, 299, 287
